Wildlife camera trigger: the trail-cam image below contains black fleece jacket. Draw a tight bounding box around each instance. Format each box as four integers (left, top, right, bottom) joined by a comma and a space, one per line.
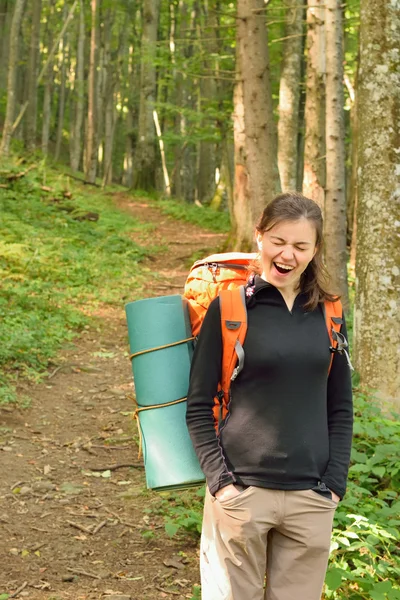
186, 277, 353, 499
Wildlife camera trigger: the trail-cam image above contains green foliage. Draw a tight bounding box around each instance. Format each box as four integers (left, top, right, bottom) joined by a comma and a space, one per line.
163, 487, 204, 538
0, 160, 152, 403
325, 392, 400, 599
190, 584, 201, 600
150, 196, 231, 234
145, 487, 205, 540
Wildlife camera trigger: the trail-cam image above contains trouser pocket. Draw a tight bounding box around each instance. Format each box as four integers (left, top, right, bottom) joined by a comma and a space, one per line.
311, 483, 333, 500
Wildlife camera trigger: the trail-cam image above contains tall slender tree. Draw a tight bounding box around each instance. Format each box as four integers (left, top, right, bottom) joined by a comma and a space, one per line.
354, 0, 400, 407
54, 4, 69, 161
41, 0, 55, 155
0, 0, 26, 157
277, 0, 303, 192
197, 0, 220, 204
70, 0, 85, 171
0, 1, 12, 92
302, 0, 325, 207
133, 0, 161, 190
85, 0, 100, 183
24, 0, 42, 150
324, 0, 348, 304
232, 0, 280, 250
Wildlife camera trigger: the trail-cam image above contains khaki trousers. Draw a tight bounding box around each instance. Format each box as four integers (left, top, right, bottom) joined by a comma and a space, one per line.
200, 486, 336, 600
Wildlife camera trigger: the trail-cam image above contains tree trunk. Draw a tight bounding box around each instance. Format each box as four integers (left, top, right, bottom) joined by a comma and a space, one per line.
70, 0, 85, 171
0, 0, 26, 157
171, 0, 186, 199
54, 6, 68, 161
0, 0, 12, 91
41, 0, 55, 155
302, 0, 325, 208
347, 61, 359, 270
24, 0, 41, 150
102, 9, 115, 187
103, 89, 116, 185
232, 0, 280, 250
85, 0, 100, 183
354, 0, 400, 407
197, 0, 219, 204
96, 43, 106, 179
132, 0, 161, 190
232, 78, 252, 250
277, 0, 303, 192
324, 0, 348, 305
123, 42, 136, 187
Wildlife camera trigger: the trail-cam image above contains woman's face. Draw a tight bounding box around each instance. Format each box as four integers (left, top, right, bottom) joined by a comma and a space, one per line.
256, 218, 318, 293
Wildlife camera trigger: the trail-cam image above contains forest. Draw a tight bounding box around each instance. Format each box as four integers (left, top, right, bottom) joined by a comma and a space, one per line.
0, 0, 399, 599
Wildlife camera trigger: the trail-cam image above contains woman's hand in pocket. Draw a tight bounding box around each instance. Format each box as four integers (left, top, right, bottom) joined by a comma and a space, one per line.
215, 484, 241, 503
331, 490, 340, 504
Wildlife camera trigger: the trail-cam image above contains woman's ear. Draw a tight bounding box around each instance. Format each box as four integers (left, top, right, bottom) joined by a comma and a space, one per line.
256, 231, 263, 251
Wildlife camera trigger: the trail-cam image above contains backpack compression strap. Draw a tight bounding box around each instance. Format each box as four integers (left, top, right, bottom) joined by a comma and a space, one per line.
323, 299, 354, 373
219, 286, 247, 402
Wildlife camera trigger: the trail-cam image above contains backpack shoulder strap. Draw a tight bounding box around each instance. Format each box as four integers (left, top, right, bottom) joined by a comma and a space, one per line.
219, 286, 247, 400
323, 299, 353, 373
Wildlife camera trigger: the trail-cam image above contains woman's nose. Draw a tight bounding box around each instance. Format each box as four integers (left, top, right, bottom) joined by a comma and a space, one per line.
280, 246, 294, 261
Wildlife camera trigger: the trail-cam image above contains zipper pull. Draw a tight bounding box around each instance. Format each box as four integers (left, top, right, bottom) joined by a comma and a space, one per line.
210, 263, 219, 283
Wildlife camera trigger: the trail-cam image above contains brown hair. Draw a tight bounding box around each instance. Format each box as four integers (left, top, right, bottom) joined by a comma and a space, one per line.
253, 192, 338, 311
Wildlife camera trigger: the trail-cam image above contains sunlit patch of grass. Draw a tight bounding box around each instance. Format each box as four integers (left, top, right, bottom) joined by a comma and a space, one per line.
0, 158, 155, 403
130, 191, 231, 234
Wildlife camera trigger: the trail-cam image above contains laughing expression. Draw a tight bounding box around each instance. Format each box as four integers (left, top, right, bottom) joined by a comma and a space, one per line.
257, 218, 317, 293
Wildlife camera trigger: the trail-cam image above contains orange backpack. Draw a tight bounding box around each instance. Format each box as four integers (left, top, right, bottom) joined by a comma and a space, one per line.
183, 252, 347, 429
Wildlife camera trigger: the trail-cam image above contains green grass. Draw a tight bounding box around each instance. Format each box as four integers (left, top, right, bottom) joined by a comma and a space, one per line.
0, 159, 157, 403
132, 190, 232, 234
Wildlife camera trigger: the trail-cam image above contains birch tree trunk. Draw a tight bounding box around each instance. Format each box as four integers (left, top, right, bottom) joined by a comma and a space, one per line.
0, 0, 26, 157
354, 0, 400, 407
85, 0, 100, 183
302, 0, 325, 207
232, 0, 280, 249
277, 0, 303, 192
132, 0, 161, 190
324, 0, 348, 304
70, 0, 85, 171
24, 0, 41, 150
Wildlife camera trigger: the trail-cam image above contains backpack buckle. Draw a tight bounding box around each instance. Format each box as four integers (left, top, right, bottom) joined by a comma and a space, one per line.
330, 330, 354, 371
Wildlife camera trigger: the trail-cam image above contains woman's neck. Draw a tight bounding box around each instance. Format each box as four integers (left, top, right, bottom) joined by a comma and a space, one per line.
260, 273, 300, 312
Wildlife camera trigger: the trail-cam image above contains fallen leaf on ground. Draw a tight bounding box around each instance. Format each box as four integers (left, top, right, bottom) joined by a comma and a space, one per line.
163, 558, 185, 570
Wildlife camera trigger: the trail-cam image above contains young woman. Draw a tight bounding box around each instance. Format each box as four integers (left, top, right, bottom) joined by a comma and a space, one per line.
186, 193, 353, 600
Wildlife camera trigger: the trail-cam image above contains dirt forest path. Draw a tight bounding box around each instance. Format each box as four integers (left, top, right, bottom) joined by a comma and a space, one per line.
0, 194, 227, 600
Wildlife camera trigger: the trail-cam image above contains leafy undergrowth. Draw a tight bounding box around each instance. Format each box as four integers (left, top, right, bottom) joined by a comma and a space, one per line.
324, 393, 400, 599
157, 392, 400, 600
0, 158, 155, 403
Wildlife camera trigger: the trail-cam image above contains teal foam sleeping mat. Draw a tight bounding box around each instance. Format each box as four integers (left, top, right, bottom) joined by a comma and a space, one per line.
125, 294, 205, 491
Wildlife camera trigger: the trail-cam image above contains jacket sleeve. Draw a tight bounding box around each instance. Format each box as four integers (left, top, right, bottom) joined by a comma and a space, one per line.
322, 315, 354, 499
186, 297, 236, 495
